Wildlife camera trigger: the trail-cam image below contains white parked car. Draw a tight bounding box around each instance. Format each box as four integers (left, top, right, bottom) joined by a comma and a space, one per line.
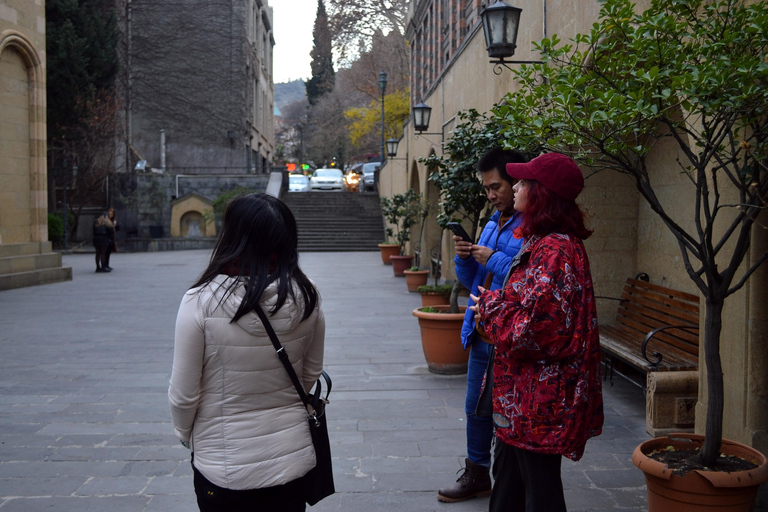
309, 168, 344, 191
288, 174, 310, 192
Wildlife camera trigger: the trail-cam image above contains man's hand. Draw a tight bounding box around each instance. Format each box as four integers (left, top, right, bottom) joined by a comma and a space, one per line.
471, 245, 494, 266
453, 235, 472, 259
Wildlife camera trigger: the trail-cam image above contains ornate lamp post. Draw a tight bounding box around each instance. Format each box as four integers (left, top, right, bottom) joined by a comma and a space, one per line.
386, 138, 400, 158
479, 1, 542, 74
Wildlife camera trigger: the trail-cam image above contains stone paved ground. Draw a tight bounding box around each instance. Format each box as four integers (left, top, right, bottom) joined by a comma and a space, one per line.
0, 250, 650, 511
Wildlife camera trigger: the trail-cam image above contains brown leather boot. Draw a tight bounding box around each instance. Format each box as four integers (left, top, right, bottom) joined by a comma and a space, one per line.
437, 458, 492, 502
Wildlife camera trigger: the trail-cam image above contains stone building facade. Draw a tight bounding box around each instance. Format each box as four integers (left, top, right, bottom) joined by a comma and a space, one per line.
0, 0, 72, 290
116, 0, 275, 175
381, 0, 767, 467
106, 0, 276, 240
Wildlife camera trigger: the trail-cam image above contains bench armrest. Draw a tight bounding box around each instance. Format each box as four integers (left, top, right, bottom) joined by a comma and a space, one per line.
642, 325, 699, 366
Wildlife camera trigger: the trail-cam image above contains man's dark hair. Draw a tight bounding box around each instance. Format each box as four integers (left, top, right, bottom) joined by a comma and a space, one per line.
477, 147, 527, 185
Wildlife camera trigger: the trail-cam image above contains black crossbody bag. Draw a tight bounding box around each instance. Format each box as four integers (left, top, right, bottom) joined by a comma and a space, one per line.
254, 305, 335, 506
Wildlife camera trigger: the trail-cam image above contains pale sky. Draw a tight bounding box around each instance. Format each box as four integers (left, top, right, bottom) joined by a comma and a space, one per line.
271, 0, 317, 84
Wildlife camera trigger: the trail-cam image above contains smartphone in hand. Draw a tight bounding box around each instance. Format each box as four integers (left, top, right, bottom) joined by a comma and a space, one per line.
447, 222, 473, 244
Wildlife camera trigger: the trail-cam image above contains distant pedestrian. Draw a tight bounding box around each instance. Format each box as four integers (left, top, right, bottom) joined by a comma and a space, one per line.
92, 212, 113, 273
471, 153, 604, 512
105, 208, 119, 270
169, 193, 326, 512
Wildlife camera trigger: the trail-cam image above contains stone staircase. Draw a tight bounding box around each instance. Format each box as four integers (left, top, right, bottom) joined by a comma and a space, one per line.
281, 191, 385, 252
0, 242, 73, 291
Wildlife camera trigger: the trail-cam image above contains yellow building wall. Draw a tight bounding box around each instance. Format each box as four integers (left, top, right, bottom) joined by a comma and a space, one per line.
0, 0, 47, 245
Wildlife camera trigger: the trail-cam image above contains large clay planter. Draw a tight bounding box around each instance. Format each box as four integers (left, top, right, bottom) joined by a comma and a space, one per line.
378, 244, 400, 265
390, 255, 414, 277
412, 305, 469, 375
419, 292, 451, 307
403, 269, 429, 291
632, 433, 768, 512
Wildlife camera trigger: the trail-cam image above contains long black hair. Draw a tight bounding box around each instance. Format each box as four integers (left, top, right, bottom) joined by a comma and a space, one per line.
190, 193, 318, 322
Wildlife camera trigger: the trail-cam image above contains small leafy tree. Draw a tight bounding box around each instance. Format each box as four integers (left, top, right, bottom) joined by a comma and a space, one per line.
421, 109, 540, 311
493, 0, 768, 466
380, 189, 422, 255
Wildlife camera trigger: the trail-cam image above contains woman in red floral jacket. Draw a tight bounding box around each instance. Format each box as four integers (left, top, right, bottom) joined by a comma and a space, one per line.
471, 153, 603, 512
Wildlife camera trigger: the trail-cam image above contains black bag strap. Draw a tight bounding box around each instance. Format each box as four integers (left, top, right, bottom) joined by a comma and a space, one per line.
254, 304, 330, 424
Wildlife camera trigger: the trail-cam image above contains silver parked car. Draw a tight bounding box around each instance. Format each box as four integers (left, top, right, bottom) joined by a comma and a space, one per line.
288, 174, 310, 192
359, 162, 380, 192
309, 168, 344, 191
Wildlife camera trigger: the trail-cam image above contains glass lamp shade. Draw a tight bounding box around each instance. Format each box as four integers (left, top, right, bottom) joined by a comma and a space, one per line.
386, 138, 400, 158
412, 102, 432, 132
378, 71, 387, 94
480, 1, 522, 59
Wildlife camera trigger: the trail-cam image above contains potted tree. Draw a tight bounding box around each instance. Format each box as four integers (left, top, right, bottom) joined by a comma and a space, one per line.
416, 284, 454, 307
494, 0, 768, 508
380, 189, 422, 276
403, 266, 430, 292
403, 196, 433, 290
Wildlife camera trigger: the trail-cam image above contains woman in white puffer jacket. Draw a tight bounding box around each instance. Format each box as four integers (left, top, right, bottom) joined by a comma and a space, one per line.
169, 193, 325, 512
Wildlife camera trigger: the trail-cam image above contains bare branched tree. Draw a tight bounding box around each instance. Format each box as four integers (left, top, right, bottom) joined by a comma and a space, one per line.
327, 0, 407, 65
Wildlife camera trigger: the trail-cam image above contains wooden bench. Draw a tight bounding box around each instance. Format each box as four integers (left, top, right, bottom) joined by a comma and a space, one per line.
599, 277, 700, 385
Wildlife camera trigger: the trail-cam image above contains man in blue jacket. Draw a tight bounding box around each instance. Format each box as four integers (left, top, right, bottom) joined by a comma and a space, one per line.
437, 147, 526, 503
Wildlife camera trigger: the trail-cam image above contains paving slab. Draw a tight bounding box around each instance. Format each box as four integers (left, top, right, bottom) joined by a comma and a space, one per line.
0, 249, 651, 511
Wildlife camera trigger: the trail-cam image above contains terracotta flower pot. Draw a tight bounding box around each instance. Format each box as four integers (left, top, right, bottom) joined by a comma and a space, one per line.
390, 255, 414, 277
378, 244, 400, 265
403, 269, 429, 292
412, 305, 469, 375
419, 292, 451, 307
632, 433, 768, 512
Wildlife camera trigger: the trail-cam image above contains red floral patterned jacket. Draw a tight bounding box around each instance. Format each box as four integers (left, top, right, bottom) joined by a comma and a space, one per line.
478, 233, 603, 461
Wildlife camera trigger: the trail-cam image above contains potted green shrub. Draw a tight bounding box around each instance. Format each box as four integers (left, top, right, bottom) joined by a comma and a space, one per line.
493, 0, 768, 508
403, 266, 429, 292
380, 189, 422, 276
416, 284, 453, 307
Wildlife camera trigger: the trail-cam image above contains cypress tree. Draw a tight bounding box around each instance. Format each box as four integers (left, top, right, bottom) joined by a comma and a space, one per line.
305, 0, 335, 105
46, 0, 120, 144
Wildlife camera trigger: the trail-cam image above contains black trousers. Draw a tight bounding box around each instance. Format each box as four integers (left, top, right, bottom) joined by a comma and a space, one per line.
192, 461, 306, 512
489, 439, 567, 512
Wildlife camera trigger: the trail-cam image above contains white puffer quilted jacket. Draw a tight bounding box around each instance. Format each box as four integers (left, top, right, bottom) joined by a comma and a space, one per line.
169, 275, 325, 490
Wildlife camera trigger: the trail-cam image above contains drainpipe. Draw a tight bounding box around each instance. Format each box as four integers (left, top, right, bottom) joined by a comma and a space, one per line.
160, 129, 166, 171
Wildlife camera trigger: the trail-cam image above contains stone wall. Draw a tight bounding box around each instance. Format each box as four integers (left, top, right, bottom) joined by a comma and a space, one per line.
0, 0, 47, 245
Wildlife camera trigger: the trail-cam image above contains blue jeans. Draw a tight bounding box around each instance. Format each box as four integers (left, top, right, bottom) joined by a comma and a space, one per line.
465, 338, 493, 467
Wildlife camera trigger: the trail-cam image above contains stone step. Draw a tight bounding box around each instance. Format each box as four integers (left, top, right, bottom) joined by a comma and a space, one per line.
0, 266, 73, 291
283, 191, 385, 253
0, 241, 53, 258
0, 252, 64, 275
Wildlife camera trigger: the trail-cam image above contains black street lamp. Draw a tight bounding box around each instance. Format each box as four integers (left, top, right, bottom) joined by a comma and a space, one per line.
413, 102, 432, 134
386, 138, 400, 158
480, 1, 542, 74
378, 71, 387, 191
410, 102, 443, 147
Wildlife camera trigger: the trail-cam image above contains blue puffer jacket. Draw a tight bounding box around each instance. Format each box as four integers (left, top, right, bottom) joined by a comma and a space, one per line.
454, 211, 523, 349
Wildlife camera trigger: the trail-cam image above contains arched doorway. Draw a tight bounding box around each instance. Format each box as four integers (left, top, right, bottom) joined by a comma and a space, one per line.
0, 31, 46, 244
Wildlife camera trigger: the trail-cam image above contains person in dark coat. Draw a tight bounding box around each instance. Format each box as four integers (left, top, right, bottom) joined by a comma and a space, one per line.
93, 212, 114, 273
